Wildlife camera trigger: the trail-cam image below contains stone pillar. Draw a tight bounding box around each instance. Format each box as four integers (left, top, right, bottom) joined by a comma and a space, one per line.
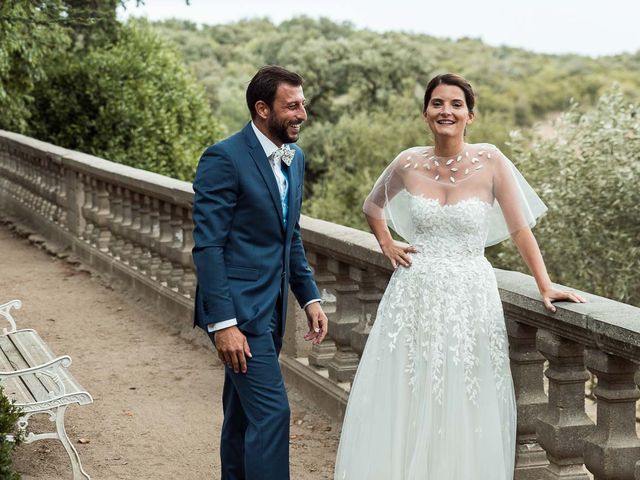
177, 207, 196, 298
167, 204, 185, 291
147, 199, 162, 280
537, 330, 594, 479
325, 261, 361, 383
79, 174, 94, 241
93, 180, 111, 252
135, 195, 152, 274
119, 189, 134, 264
64, 168, 82, 235
156, 200, 174, 284
350, 268, 383, 356
109, 185, 124, 258
307, 253, 338, 367
584, 348, 640, 480
89, 178, 101, 246
507, 318, 549, 477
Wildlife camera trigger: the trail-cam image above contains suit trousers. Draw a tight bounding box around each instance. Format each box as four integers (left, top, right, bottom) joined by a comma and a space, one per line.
211, 309, 290, 480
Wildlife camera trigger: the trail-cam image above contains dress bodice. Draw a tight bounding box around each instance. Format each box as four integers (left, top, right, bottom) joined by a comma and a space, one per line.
408, 195, 491, 260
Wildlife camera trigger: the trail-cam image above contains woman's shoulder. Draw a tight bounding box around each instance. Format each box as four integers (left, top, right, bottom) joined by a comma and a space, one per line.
401, 145, 432, 155
389, 146, 432, 164
465, 142, 500, 152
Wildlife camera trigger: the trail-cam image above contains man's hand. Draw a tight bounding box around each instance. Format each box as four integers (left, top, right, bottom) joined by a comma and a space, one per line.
303, 302, 328, 344
214, 326, 252, 374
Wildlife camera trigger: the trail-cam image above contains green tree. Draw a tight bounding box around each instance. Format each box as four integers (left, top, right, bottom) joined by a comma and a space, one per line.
29, 20, 221, 180
490, 87, 640, 305
0, 0, 70, 133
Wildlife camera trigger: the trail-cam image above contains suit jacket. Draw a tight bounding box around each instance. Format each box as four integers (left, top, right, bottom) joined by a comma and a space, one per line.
192, 122, 321, 335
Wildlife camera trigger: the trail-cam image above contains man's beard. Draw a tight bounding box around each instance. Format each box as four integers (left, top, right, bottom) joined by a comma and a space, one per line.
267, 114, 300, 144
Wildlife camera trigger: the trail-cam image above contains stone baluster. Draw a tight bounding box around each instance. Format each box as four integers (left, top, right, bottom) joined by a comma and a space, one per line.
19, 157, 29, 207
37, 158, 48, 216
147, 198, 162, 279
119, 189, 134, 264
324, 260, 362, 383
28, 160, 37, 210
24, 158, 31, 205
19, 159, 28, 205
53, 161, 66, 227
109, 185, 124, 258
79, 174, 94, 241
33, 158, 44, 215
127, 192, 143, 268
156, 200, 174, 284
93, 180, 112, 252
135, 195, 153, 274
15, 156, 26, 205
49, 159, 61, 222
167, 204, 185, 291
88, 178, 101, 246
583, 349, 640, 480
536, 330, 595, 479
350, 268, 383, 357
42, 158, 54, 220
506, 318, 549, 477
307, 253, 338, 368
50, 160, 61, 223
178, 207, 196, 298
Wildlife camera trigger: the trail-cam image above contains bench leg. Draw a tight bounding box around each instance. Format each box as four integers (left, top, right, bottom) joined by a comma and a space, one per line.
55, 405, 91, 480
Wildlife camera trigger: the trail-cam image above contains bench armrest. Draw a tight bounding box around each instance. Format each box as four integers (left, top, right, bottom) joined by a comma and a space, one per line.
0, 355, 73, 398
0, 299, 21, 334
0, 355, 72, 379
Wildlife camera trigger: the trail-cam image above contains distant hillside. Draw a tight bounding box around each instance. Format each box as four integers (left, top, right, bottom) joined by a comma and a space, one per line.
148, 16, 640, 139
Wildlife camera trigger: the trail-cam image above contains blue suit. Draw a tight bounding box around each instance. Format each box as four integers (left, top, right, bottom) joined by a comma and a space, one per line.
192, 122, 321, 480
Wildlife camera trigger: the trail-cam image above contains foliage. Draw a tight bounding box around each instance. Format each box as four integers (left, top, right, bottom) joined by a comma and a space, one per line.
0, 0, 71, 133
29, 20, 222, 180
0, 385, 22, 480
489, 87, 640, 305
1, 1, 216, 179
151, 16, 640, 213
150, 17, 639, 304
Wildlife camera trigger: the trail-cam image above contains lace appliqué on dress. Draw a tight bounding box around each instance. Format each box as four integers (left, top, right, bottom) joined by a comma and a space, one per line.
382, 197, 509, 407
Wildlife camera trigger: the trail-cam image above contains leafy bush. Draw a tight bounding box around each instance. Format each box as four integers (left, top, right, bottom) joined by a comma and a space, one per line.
0, 0, 70, 133
489, 86, 640, 306
29, 20, 222, 180
0, 385, 23, 480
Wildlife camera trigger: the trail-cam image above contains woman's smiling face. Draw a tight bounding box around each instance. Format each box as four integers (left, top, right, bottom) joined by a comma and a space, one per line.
424, 84, 474, 140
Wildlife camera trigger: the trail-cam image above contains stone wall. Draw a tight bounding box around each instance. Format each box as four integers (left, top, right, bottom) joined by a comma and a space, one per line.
3, 130, 640, 479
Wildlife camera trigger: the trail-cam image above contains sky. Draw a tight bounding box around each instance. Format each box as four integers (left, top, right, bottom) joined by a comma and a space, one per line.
118, 0, 640, 57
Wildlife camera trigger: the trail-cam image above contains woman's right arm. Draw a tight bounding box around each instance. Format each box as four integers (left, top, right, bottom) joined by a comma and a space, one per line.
365, 214, 417, 269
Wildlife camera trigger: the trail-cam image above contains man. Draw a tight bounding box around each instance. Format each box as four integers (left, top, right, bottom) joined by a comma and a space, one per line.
192, 66, 328, 480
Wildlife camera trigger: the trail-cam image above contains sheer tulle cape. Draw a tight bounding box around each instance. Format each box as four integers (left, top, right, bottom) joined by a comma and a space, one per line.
362, 143, 547, 246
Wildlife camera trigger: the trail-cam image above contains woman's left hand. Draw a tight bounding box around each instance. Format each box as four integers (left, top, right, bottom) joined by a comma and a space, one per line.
541, 287, 586, 313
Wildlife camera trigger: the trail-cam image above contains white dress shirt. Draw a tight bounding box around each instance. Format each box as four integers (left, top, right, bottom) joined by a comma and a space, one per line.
209, 123, 320, 333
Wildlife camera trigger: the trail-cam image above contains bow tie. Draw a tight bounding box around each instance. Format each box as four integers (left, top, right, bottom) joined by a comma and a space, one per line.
272, 145, 295, 166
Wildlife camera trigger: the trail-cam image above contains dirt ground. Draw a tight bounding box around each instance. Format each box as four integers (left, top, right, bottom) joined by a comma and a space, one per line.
0, 223, 340, 480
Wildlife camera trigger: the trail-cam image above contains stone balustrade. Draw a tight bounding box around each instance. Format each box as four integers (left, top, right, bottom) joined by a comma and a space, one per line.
2, 130, 640, 480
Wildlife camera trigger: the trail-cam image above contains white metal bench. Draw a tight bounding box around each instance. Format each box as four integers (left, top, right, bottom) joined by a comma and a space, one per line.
0, 299, 93, 480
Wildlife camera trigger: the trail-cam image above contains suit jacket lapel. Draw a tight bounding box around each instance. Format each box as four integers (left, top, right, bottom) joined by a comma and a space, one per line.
243, 124, 285, 229
284, 157, 298, 233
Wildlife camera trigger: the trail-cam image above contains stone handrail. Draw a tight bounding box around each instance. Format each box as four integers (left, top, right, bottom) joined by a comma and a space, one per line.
2, 129, 640, 480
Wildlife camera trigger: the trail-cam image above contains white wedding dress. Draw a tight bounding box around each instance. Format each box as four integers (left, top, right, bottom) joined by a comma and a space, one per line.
334, 144, 547, 480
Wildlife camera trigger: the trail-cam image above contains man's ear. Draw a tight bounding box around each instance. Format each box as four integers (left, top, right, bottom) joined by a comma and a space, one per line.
255, 100, 270, 120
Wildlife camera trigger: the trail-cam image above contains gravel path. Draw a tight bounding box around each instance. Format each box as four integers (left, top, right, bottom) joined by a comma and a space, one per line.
0, 222, 340, 480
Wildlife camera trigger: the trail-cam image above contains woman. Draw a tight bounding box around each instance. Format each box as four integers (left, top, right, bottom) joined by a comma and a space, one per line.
334, 74, 585, 480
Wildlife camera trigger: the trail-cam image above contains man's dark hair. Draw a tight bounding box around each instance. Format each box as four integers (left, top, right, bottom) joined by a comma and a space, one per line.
246, 66, 304, 119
